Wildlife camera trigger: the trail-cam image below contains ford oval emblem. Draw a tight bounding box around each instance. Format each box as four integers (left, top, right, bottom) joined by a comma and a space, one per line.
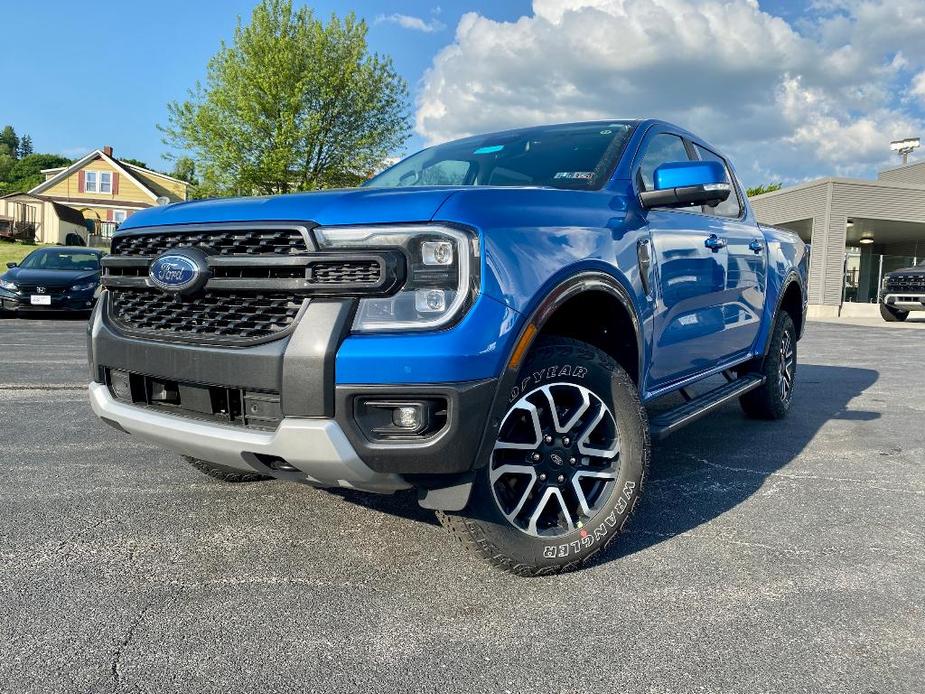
149, 254, 202, 292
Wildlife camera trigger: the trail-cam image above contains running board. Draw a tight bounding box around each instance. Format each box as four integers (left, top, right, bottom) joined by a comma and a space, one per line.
649, 374, 766, 440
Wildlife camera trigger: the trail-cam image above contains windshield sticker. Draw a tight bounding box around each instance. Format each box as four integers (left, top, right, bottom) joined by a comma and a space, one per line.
600, 129, 612, 135
473, 145, 504, 154
554, 171, 595, 180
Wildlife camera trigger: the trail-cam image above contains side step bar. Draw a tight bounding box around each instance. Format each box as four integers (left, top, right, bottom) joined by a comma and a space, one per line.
649, 373, 766, 440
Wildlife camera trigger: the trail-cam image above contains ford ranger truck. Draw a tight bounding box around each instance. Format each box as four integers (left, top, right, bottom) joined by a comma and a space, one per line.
88, 120, 808, 575
880, 260, 925, 321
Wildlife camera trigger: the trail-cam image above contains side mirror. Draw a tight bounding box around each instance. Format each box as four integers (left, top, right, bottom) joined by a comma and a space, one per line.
6, 262, 17, 268
639, 160, 731, 209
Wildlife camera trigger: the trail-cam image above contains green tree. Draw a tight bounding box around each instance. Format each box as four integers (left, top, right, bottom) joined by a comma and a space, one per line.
0, 153, 72, 194
121, 157, 149, 169
161, 0, 410, 196
747, 182, 782, 197
170, 156, 198, 184
17, 134, 33, 158
0, 125, 19, 159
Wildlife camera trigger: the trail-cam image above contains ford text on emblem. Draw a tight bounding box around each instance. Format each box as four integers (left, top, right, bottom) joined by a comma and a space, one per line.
149, 254, 201, 292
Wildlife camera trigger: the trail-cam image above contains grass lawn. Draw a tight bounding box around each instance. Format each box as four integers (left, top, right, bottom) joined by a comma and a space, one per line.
0, 242, 54, 269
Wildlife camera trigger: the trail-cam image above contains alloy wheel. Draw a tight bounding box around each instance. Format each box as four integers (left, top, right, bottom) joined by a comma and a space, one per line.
779, 328, 795, 403
489, 382, 621, 537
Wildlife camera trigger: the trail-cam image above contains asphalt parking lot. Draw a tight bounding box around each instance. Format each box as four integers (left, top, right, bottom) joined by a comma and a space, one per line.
1, 316, 923, 693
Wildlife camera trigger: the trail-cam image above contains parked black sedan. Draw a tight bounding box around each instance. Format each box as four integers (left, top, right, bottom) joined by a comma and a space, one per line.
0, 246, 104, 315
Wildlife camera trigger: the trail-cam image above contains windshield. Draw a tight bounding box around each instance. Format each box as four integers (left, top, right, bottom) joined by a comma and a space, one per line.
366, 121, 635, 191
19, 249, 100, 271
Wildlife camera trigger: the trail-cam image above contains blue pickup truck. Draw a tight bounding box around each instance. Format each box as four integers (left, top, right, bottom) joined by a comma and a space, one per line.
88, 119, 808, 575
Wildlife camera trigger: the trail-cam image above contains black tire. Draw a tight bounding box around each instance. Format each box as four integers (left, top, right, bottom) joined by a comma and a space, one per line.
880, 303, 908, 322
739, 312, 797, 420
437, 336, 649, 576
184, 456, 271, 483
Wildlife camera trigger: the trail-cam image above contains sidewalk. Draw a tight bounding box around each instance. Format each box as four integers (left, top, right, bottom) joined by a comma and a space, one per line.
809, 315, 925, 329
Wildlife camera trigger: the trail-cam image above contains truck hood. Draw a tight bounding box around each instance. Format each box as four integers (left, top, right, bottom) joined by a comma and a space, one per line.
118, 187, 467, 231
885, 266, 925, 278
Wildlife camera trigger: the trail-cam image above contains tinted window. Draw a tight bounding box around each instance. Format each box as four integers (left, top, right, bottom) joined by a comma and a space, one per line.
694, 144, 742, 218
366, 122, 635, 191
19, 249, 100, 271
638, 133, 692, 190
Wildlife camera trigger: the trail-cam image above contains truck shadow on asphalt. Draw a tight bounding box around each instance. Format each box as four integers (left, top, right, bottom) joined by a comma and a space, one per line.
605, 362, 880, 564
330, 363, 881, 567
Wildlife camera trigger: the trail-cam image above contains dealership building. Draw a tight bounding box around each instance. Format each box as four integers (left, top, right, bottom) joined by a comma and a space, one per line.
750, 160, 925, 317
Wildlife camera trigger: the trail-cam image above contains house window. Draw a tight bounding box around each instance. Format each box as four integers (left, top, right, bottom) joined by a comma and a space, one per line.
100, 172, 112, 194
84, 171, 98, 193
113, 210, 127, 226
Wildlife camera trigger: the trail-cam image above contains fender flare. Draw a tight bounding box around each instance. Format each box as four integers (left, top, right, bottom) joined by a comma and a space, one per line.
761, 270, 805, 357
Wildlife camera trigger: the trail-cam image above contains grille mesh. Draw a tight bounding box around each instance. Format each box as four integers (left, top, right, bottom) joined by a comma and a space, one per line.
109, 289, 304, 340
111, 228, 309, 256
311, 260, 381, 285
886, 274, 925, 293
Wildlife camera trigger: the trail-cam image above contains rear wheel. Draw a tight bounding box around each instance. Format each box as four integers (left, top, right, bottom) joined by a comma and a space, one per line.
438, 336, 649, 576
739, 312, 797, 419
184, 456, 271, 483
880, 303, 908, 322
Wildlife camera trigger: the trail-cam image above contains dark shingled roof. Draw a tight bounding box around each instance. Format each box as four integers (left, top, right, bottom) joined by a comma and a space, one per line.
51, 202, 87, 226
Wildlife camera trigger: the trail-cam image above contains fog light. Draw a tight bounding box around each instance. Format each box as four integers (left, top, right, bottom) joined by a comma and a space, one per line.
421, 240, 453, 266
415, 288, 446, 313
109, 369, 132, 401
392, 406, 420, 429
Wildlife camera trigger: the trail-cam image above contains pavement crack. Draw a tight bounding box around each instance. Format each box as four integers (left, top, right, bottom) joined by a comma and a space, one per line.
687, 456, 925, 495
108, 592, 170, 691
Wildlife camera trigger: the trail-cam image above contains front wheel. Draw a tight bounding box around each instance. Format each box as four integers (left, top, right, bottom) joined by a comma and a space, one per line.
438, 336, 649, 576
739, 312, 797, 419
880, 303, 908, 322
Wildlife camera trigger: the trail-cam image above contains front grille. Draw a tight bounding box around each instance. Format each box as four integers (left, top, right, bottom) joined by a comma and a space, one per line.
103, 225, 402, 344
15, 285, 66, 296
111, 228, 310, 256
109, 289, 304, 340
886, 274, 925, 293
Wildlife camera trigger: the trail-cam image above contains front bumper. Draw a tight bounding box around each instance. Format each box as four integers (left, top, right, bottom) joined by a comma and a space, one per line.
881, 293, 925, 311
0, 290, 95, 312
89, 382, 410, 492
88, 293, 505, 487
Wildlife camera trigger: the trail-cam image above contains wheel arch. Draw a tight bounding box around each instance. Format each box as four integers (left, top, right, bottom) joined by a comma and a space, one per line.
479, 272, 643, 460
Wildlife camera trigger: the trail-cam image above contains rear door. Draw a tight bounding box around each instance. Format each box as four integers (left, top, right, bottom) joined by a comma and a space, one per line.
691, 143, 767, 358
636, 130, 731, 386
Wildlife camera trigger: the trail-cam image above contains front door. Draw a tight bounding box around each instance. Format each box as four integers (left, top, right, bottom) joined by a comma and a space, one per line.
692, 143, 767, 358
634, 131, 732, 386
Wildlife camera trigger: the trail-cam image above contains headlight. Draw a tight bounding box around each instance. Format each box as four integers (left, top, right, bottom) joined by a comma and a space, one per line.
70, 280, 98, 292
313, 224, 479, 332
0, 278, 17, 291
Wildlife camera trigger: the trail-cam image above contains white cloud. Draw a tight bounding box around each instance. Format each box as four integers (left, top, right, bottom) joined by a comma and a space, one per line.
376, 13, 445, 33
913, 70, 925, 104
415, 0, 925, 185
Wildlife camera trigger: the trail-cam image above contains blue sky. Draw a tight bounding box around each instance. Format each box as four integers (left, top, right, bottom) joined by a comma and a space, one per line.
3, 0, 924, 187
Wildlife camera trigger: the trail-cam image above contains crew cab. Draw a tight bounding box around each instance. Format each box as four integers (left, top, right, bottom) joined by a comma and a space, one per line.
88, 120, 808, 575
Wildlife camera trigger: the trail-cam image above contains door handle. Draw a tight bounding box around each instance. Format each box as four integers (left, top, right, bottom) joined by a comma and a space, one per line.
748, 239, 764, 254
704, 234, 726, 252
